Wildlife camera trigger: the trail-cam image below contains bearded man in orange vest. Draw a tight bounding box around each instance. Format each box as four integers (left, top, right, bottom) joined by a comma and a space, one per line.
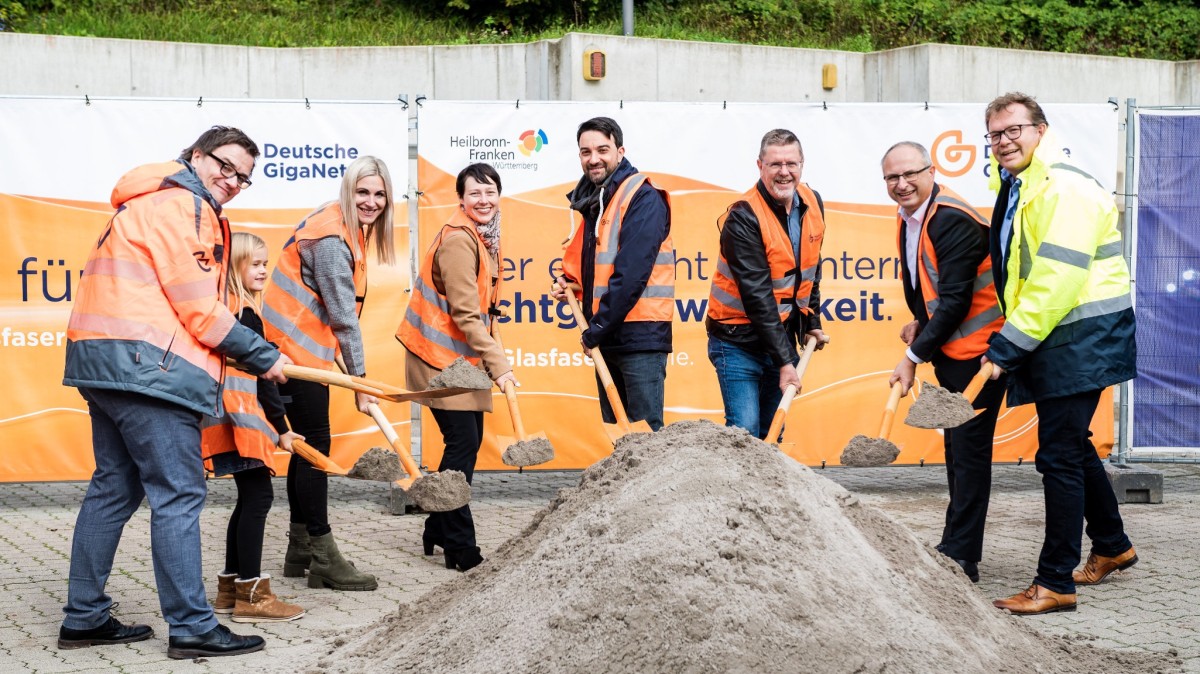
60, 126, 289, 659
552, 117, 674, 431
882, 140, 1007, 584
706, 129, 828, 440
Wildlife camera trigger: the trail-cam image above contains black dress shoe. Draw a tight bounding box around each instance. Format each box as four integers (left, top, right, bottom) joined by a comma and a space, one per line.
167, 624, 265, 659
952, 558, 980, 583
443, 547, 485, 572
58, 616, 153, 649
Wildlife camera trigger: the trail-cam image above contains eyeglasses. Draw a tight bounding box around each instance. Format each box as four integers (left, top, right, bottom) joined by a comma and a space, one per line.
883, 165, 931, 186
207, 151, 253, 189
764, 161, 803, 172
984, 124, 1039, 146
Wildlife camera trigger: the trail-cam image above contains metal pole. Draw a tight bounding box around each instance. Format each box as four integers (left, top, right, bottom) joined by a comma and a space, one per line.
1117, 97, 1137, 464
622, 0, 634, 36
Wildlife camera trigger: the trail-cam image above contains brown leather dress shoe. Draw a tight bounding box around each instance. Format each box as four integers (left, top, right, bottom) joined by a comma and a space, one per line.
1073, 547, 1138, 585
993, 584, 1077, 615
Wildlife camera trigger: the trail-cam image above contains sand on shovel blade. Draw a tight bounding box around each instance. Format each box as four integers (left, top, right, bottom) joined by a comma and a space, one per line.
296, 419, 1180, 674
429, 356, 493, 390
406, 470, 471, 512
501, 437, 556, 467
840, 434, 901, 467
904, 383, 975, 429
345, 447, 404, 482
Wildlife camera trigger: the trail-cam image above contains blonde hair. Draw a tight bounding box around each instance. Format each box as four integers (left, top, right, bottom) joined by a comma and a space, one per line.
228, 232, 268, 314
338, 155, 397, 266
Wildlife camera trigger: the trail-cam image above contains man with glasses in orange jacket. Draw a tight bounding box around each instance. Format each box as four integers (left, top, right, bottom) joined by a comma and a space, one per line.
60, 126, 290, 659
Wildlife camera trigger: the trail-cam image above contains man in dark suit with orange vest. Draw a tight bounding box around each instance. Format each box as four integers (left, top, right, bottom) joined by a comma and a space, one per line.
881, 140, 1008, 583
552, 117, 674, 430
706, 129, 828, 440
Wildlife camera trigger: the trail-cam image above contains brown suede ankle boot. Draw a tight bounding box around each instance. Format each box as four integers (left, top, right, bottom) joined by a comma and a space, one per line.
213, 572, 238, 614
231, 575, 305, 623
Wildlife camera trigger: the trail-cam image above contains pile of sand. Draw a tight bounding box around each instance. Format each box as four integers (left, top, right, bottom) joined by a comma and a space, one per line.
904, 383, 975, 429
429, 357, 493, 390
840, 434, 900, 467
346, 447, 403, 482
406, 470, 471, 512
302, 421, 1178, 674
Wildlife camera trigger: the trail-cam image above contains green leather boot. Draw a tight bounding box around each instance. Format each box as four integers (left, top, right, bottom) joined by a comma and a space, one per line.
282, 523, 311, 578
307, 533, 378, 591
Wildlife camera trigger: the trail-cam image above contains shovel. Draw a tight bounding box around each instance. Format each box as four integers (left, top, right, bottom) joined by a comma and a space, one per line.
488, 326, 554, 467
559, 283, 653, 443
366, 402, 470, 512
904, 362, 993, 430
764, 334, 822, 445
227, 359, 476, 403
289, 438, 404, 482
839, 381, 905, 467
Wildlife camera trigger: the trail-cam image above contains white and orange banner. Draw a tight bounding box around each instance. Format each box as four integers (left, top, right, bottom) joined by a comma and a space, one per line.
0, 97, 411, 481
415, 100, 1119, 471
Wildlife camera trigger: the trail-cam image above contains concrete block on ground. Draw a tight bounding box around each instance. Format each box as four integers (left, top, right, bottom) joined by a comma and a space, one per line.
1105, 462, 1164, 504
388, 483, 421, 516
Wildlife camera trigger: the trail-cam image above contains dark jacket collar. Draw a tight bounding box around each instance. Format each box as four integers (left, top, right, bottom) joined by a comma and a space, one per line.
567, 157, 638, 217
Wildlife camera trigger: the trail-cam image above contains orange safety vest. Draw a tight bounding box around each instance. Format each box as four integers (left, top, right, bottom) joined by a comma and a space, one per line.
200, 365, 280, 474
262, 203, 367, 369
397, 209, 500, 369
65, 160, 241, 415
561, 174, 675, 320
901, 185, 1005, 360
707, 182, 825, 325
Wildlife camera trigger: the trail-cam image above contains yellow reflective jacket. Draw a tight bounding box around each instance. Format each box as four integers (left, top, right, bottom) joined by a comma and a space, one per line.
985, 130, 1136, 405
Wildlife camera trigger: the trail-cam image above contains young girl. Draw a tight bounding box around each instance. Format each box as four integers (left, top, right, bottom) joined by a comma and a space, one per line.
202, 232, 305, 623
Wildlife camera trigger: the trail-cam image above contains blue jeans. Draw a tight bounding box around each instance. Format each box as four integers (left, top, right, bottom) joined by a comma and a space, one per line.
63, 387, 218, 637
595, 350, 667, 431
1033, 388, 1132, 594
707, 336, 788, 440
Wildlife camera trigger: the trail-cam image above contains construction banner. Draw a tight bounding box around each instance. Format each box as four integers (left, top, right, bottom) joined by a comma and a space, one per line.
0, 96, 411, 482
415, 100, 1119, 470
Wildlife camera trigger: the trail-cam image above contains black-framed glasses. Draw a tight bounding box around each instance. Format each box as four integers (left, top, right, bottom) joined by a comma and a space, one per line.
206, 151, 253, 189
984, 124, 1039, 145
883, 165, 931, 186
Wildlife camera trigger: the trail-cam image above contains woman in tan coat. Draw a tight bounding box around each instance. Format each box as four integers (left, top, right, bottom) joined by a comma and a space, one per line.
398, 163, 516, 571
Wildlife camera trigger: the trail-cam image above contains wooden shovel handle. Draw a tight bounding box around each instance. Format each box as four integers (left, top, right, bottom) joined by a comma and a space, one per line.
962, 362, 994, 403
366, 402, 423, 482
879, 381, 904, 441
560, 284, 633, 432
764, 335, 822, 444
291, 439, 348, 475
502, 380, 527, 440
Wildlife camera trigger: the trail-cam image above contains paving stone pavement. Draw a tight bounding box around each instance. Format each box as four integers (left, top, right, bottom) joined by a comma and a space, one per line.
1, 462, 1196, 673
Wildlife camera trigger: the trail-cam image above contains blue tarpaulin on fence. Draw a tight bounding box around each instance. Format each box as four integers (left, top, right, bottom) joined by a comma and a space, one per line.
1133, 112, 1200, 449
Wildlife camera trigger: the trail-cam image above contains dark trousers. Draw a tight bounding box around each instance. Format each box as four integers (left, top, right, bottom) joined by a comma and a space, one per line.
223, 466, 274, 579
595, 350, 667, 431
425, 408, 484, 552
931, 354, 1007, 563
279, 379, 333, 538
1033, 388, 1132, 594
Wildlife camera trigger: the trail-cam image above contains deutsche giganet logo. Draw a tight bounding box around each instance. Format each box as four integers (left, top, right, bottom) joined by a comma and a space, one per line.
931, 130, 976, 178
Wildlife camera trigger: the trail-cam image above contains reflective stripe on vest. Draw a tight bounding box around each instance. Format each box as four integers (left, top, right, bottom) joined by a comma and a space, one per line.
397, 209, 500, 369
590, 174, 675, 320
200, 366, 279, 474
707, 182, 824, 325
262, 203, 367, 369
903, 185, 1005, 359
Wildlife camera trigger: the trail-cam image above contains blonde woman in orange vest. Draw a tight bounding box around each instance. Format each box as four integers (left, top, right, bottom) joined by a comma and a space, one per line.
398, 162, 516, 572
882, 141, 1007, 585
263, 156, 396, 591
706, 129, 828, 440
202, 232, 305, 623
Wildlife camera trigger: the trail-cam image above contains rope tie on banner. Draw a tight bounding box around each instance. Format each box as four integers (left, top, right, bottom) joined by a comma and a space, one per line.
723, 101, 727, 110
1108, 97, 1120, 110
516, 99, 520, 109
197, 96, 203, 108
415, 95, 426, 107
398, 94, 409, 110
620, 100, 624, 109
305, 98, 311, 110
924, 101, 929, 111
822, 101, 827, 111
84, 95, 90, 106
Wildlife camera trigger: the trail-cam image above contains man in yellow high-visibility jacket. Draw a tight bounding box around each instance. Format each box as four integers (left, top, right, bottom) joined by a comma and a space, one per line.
982, 92, 1138, 616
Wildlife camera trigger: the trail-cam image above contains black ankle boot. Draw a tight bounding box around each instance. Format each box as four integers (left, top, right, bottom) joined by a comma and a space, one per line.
443, 547, 484, 572
422, 535, 443, 556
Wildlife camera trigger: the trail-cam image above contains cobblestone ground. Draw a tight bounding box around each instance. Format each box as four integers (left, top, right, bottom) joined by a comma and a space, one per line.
1, 463, 1195, 673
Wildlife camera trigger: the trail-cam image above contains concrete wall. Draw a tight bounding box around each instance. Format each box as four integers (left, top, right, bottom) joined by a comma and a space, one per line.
1, 31, 1197, 106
